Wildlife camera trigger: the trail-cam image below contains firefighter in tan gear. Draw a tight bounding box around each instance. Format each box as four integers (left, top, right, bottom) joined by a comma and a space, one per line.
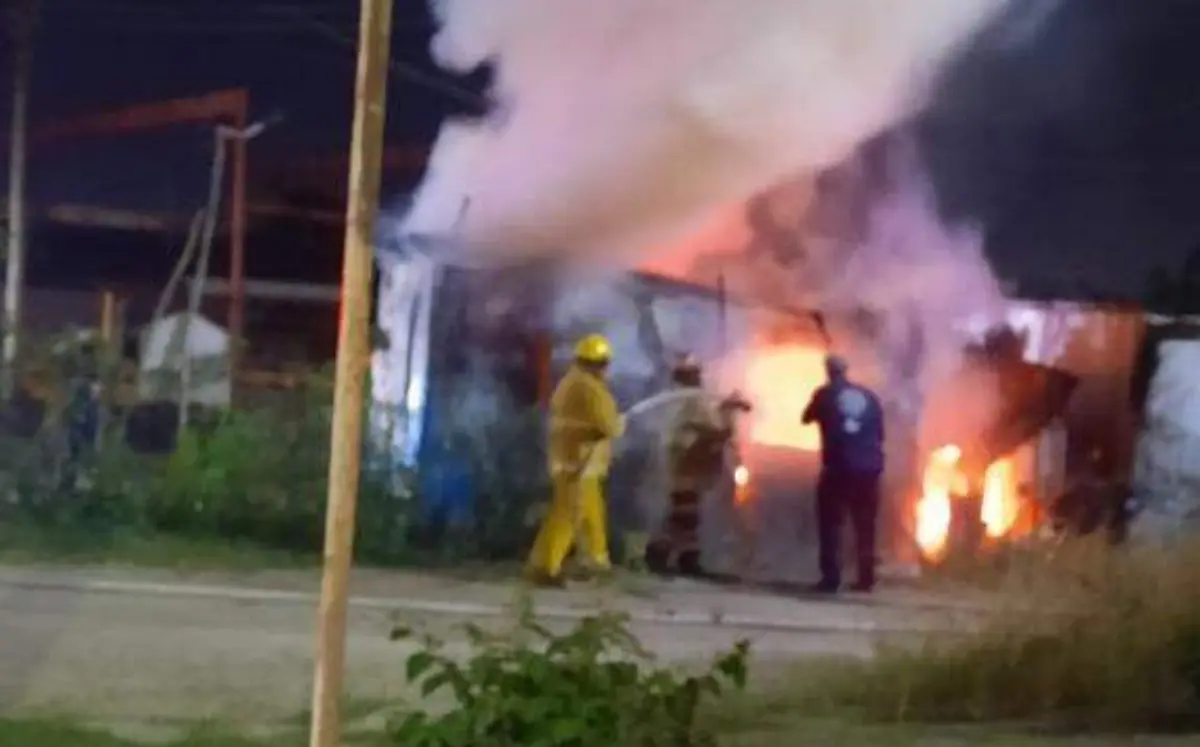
526, 333, 624, 587
645, 355, 751, 578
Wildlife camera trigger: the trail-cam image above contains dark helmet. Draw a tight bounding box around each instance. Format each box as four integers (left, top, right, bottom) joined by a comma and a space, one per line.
672, 353, 702, 386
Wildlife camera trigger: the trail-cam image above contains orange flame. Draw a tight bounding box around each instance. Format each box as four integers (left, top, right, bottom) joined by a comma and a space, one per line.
915, 444, 1021, 561
915, 445, 961, 560
981, 458, 1019, 538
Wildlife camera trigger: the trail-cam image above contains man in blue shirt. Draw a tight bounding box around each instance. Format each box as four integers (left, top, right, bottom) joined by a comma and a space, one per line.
801, 355, 885, 594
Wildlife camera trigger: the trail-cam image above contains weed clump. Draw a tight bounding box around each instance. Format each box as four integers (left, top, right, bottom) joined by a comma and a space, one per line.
826, 538, 1200, 732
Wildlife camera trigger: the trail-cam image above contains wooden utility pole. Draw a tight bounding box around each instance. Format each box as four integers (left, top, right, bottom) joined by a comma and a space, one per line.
308, 0, 393, 744
3, 0, 37, 399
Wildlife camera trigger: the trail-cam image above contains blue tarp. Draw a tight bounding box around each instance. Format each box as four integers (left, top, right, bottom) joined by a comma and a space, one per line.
415, 417, 477, 527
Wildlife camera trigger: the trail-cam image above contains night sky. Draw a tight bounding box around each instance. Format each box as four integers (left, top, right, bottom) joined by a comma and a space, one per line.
22, 1, 476, 211
920, 0, 1200, 298
30, 0, 474, 143
12, 0, 1200, 300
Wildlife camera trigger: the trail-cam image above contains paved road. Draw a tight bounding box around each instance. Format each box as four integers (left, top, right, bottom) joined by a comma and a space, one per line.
0, 568, 980, 724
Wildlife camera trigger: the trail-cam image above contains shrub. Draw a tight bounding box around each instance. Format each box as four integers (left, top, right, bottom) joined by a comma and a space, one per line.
0, 348, 564, 568
826, 537, 1200, 732
145, 382, 418, 564
387, 601, 750, 746
0, 361, 421, 564
152, 400, 326, 536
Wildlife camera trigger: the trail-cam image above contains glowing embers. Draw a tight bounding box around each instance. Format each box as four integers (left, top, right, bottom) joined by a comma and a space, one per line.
743, 346, 825, 451
915, 444, 1023, 562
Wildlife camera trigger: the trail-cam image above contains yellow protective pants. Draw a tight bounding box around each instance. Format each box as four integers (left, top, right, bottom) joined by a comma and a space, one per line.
526, 474, 611, 578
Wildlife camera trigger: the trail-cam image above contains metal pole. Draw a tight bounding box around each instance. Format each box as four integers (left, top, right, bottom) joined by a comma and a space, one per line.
228, 117, 248, 393
153, 211, 205, 326
308, 0, 392, 743
96, 289, 122, 450
219, 113, 277, 394
179, 131, 227, 433
3, 0, 37, 399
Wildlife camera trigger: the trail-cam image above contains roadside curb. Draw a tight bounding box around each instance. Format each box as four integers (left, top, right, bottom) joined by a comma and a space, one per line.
0, 571, 951, 637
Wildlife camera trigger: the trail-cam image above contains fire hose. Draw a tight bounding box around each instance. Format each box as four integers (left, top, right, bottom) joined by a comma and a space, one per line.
555, 392, 752, 571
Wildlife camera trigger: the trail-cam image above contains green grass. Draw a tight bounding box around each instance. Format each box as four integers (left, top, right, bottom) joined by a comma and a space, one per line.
708, 667, 1200, 746
0, 520, 313, 571
46, 720, 1182, 747
721, 720, 1199, 746
0, 718, 294, 747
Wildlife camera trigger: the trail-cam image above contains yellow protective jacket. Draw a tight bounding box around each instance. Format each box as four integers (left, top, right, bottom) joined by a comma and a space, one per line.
547, 365, 623, 478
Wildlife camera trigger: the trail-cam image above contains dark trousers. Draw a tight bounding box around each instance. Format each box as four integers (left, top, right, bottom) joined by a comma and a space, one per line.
816, 470, 881, 589
645, 488, 703, 576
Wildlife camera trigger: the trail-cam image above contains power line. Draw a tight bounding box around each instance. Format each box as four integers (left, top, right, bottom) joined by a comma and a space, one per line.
47, 0, 486, 108
261, 4, 486, 107
40, 0, 1200, 169
51, 0, 368, 19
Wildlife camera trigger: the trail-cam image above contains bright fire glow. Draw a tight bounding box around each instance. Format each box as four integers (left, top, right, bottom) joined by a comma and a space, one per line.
981, 458, 1018, 538
915, 444, 1021, 561
733, 464, 750, 504
744, 346, 825, 450
915, 445, 961, 560
733, 465, 749, 486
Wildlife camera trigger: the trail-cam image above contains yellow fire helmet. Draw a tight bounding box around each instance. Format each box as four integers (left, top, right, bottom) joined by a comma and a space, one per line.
573, 333, 613, 364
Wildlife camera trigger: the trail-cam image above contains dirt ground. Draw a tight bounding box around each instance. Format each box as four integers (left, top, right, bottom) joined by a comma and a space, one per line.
0, 565, 978, 724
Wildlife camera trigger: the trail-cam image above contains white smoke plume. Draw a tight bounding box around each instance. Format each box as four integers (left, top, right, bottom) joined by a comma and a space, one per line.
820, 141, 1006, 385
833, 144, 1007, 450
402, 0, 1012, 266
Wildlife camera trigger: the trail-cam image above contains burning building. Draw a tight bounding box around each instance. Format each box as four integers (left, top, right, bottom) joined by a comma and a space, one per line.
368, 118, 1184, 583
372, 0, 1114, 580
369, 221, 1164, 584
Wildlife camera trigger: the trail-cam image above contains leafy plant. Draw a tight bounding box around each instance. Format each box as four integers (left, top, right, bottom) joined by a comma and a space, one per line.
0, 346, 570, 568
146, 377, 417, 563
387, 600, 749, 747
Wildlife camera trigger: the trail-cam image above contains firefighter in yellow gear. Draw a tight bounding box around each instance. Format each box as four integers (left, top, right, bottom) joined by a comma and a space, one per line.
526, 333, 624, 586
645, 354, 751, 578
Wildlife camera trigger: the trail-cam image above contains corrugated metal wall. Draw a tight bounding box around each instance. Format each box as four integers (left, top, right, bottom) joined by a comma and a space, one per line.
1023, 304, 1145, 483
1003, 302, 1146, 523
